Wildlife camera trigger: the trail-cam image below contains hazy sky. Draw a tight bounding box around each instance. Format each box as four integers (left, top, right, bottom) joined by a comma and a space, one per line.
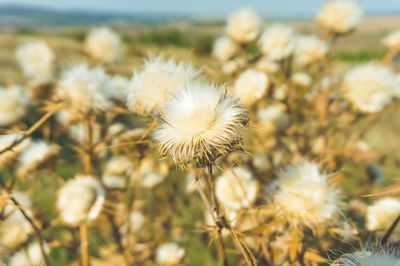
2, 0, 400, 16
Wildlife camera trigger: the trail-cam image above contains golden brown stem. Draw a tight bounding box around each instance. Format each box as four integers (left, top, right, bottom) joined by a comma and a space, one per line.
382, 46, 400, 66
80, 223, 89, 266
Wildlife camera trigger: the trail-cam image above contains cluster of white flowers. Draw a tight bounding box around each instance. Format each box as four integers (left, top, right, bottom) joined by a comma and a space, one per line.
84, 26, 122, 64
127, 55, 200, 116
57, 175, 105, 227
15, 41, 55, 81
0, 85, 28, 126
341, 63, 396, 113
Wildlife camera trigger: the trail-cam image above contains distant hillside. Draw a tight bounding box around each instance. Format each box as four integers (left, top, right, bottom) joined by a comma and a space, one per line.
0, 4, 189, 28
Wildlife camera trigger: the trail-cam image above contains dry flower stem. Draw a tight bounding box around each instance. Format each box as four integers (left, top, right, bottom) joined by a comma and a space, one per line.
381, 212, 400, 245
80, 223, 89, 266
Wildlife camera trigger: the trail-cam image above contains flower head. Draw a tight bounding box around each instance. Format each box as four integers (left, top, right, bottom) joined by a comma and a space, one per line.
291, 72, 312, 87
294, 35, 328, 66
18, 141, 60, 177
316, 0, 363, 34
366, 197, 400, 239
106, 75, 130, 101
341, 63, 396, 113
332, 249, 400, 266
0, 85, 28, 126
15, 41, 54, 80
156, 242, 185, 265
271, 162, 341, 229
153, 81, 248, 166
127, 55, 199, 116
0, 192, 33, 248
382, 30, 400, 49
213, 36, 239, 62
226, 8, 261, 43
9, 241, 49, 266
84, 26, 122, 63
215, 167, 258, 211
258, 24, 295, 61
231, 69, 269, 106
57, 175, 105, 226
57, 63, 112, 113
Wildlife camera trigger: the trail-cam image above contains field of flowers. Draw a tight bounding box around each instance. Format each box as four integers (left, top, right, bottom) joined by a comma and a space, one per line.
1, 0, 400, 265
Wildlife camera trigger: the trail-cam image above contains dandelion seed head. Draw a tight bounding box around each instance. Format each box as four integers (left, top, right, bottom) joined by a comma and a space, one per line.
84, 26, 122, 63
341, 63, 396, 113
215, 167, 258, 211
231, 69, 269, 106
0, 85, 28, 126
226, 8, 261, 43
57, 175, 105, 227
294, 35, 328, 66
127, 55, 200, 116
153, 81, 248, 166
258, 24, 295, 61
272, 162, 342, 229
57, 63, 112, 113
156, 242, 185, 265
316, 0, 363, 34
15, 41, 54, 80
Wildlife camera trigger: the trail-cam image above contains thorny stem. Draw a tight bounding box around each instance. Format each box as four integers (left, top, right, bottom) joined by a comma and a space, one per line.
0, 179, 50, 266
0, 105, 60, 155
382, 213, 400, 245
190, 166, 257, 266
80, 223, 89, 266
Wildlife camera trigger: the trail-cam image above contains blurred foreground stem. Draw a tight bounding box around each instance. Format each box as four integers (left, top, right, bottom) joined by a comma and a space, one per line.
80, 223, 89, 266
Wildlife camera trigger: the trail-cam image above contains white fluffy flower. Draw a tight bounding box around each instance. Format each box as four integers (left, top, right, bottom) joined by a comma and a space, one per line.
213, 36, 239, 62
131, 156, 169, 188
257, 103, 289, 135
382, 30, 400, 49
0, 192, 33, 248
15, 41, 54, 80
153, 81, 248, 166
255, 57, 279, 74
18, 141, 60, 176
57, 175, 105, 227
84, 27, 122, 63
291, 72, 312, 87
231, 69, 269, 106
9, 242, 49, 266
316, 0, 363, 34
366, 197, 400, 238
294, 35, 328, 66
215, 167, 258, 211
106, 75, 130, 100
341, 63, 396, 113
57, 63, 112, 113
128, 211, 145, 232
226, 8, 260, 43
105, 157, 133, 177
156, 242, 185, 265
0, 85, 28, 126
258, 24, 295, 61
221, 58, 246, 75
0, 134, 31, 169
102, 175, 125, 189
332, 249, 400, 266
271, 162, 341, 229
127, 55, 199, 116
